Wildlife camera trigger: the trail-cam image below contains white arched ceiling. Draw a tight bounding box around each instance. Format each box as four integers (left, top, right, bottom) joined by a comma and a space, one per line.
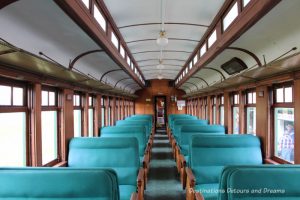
103, 0, 225, 80
0, 0, 141, 92
181, 0, 300, 94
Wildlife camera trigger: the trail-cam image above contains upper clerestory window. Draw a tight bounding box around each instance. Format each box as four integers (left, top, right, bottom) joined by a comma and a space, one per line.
81, 0, 90, 9
208, 29, 217, 48
93, 4, 106, 32
111, 31, 119, 49
223, 2, 238, 31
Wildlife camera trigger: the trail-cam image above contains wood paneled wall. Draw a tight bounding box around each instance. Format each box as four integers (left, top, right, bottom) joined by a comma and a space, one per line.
135, 80, 186, 115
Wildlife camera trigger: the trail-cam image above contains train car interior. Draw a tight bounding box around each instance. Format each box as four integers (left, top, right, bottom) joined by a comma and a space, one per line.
1, 0, 300, 199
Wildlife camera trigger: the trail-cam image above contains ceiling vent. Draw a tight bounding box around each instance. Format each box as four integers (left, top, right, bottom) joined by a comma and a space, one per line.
221, 57, 247, 75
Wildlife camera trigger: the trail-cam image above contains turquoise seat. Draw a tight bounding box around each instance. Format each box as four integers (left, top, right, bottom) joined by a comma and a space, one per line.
101, 126, 148, 166
179, 125, 225, 157
0, 168, 119, 200
169, 115, 197, 131
172, 119, 208, 140
116, 120, 151, 138
188, 135, 262, 200
125, 118, 152, 133
219, 165, 300, 200
68, 137, 142, 200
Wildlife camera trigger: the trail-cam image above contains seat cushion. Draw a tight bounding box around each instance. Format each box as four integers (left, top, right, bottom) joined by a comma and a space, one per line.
180, 145, 189, 156
119, 185, 136, 200
195, 183, 219, 200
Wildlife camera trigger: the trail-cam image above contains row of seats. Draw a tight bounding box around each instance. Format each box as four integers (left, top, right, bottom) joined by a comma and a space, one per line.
168, 114, 300, 200
0, 114, 153, 200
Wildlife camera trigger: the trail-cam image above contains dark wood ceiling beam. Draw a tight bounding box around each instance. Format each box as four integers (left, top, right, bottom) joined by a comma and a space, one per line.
118, 22, 209, 29
176, 0, 281, 88
69, 49, 104, 70
54, 0, 144, 87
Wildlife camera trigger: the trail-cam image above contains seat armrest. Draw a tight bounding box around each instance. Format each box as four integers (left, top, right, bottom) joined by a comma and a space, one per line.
137, 168, 145, 199
195, 192, 204, 200
186, 168, 196, 187
130, 192, 138, 200
186, 167, 196, 200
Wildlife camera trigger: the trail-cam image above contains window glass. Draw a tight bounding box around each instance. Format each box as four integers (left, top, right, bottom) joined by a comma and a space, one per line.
73, 110, 81, 137
93, 5, 106, 31
248, 92, 253, 104
101, 107, 105, 127
88, 108, 94, 137
200, 44, 206, 56
274, 108, 294, 163
253, 92, 256, 104
0, 112, 26, 166
234, 94, 239, 104
120, 45, 125, 58
41, 111, 58, 165
276, 88, 284, 103
111, 32, 119, 49
193, 55, 198, 65
243, 0, 251, 7
285, 87, 293, 102
89, 96, 93, 106
223, 2, 238, 31
42, 91, 48, 106
49, 91, 55, 106
81, 0, 89, 8
233, 107, 239, 134
213, 106, 216, 124
13, 87, 23, 106
208, 29, 217, 48
0, 85, 11, 105
189, 62, 193, 70
219, 106, 224, 125
246, 107, 256, 134
108, 106, 111, 125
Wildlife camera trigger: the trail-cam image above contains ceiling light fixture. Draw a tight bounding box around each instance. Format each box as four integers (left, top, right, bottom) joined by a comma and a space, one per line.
156, 59, 165, 70
156, 31, 168, 47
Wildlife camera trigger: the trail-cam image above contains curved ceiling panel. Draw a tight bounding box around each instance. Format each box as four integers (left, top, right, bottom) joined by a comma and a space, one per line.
0, 0, 142, 92
103, 0, 226, 80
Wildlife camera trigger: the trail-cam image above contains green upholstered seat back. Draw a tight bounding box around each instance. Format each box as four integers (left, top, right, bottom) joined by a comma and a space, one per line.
68, 137, 139, 185
0, 168, 119, 200
116, 120, 150, 137
179, 125, 225, 146
219, 165, 300, 200
101, 126, 147, 156
190, 135, 262, 185
173, 120, 209, 139
170, 115, 197, 130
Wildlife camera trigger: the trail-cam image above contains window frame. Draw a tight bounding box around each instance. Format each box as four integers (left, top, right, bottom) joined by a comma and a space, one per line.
88, 95, 95, 137
73, 92, 83, 137
41, 86, 61, 167
0, 79, 29, 167
271, 82, 294, 164
231, 92, 240, 134
218, 95, 225, 125
244, 89, 256, 134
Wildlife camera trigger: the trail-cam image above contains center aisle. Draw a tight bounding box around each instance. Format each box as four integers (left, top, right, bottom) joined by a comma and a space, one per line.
145, 129, 185, 200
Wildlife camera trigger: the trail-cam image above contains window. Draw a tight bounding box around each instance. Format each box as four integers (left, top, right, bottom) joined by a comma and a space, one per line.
200, 44, 206, 57
223, 2, 238, 31
189, 62, 193, 70
245, 91, 256, 134
73, 94, 82, 137
116, 99, 119, 121
120, 45, 125, 58
273, 84, 294, 163
107, 97, 111, 126
81, 0, 89, 9
101, 97, 105, 127
219, 95, 224, 125
127, 56, 131, 66
111, 32, 119, 49
0, 83, 27, 167
243, 0, 251, 7
88, 96, 94, 137
93, 4, 106, 31
232, 93, 239, 134
202, 98, 208, 120
193, 55, 198, 65
41, 88, 59, 165
212, 97, 217, 124
208, 29, 217, 48
185, 68, 188, 74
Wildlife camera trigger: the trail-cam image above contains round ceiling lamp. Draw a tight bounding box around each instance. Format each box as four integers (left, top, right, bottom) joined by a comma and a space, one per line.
156, 31, 168, 47
157, 74, 163, 80
156, 59, 165, 70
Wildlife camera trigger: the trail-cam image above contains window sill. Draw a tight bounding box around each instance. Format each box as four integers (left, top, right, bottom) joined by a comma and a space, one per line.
53, 161, 68, 167
264, 158, 280, 165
